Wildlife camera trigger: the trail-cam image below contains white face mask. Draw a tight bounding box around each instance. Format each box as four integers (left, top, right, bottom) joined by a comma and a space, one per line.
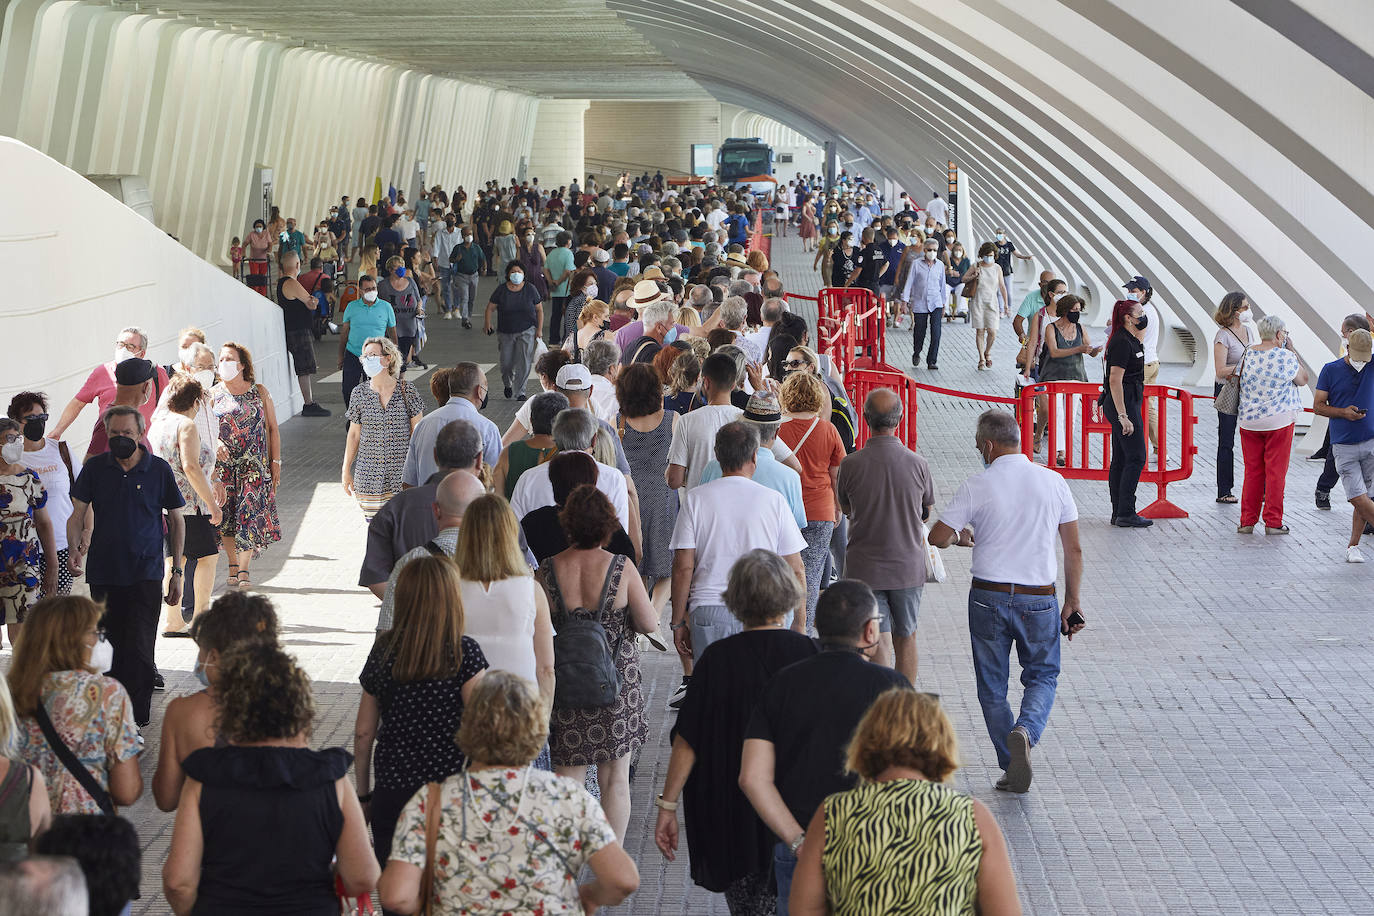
88, 633, 114, 675
178, 346, 196, 368
509, 272, 524, 285
193, 368, 216, 391
924, 249, 938, 261
114, 345, 136, 364
362, 290, 378, 303
1, 440, 23, 464
584, 283, 598, 295
218, 360, 241, 382
982, 255, 995, 265
361, 355, 385, 378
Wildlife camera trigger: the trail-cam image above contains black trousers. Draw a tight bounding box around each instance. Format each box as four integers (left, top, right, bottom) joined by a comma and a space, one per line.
1214, 382, 1238, 497
90, 580, 162, 726
1105, 386, 1146, 519
548, 296, 569, 343
341, 350, 363, 411
911, 311, 943, 366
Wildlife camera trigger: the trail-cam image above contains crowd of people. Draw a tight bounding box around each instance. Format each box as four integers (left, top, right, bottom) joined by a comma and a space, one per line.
0, 165, 1369, 916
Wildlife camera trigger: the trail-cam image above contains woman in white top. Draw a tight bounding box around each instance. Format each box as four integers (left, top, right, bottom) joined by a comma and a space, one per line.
1211, 292, 1253, 504
454, 494, 554, 706
1236, 314, 1307, 535
8, 393, 79, 599
963, 242, 1008, 371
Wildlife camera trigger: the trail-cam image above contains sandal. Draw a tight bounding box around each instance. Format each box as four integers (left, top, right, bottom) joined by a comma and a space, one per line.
227, 564, 240, 588
1216, 494, 1238, 504
237, 570, 251, 590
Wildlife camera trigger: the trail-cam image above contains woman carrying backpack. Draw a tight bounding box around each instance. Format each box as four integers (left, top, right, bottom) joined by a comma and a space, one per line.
537, 485, 657, 844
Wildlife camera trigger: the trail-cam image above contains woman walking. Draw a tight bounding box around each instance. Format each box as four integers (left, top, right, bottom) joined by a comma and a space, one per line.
1237, 315, 1307, 535
342, 337, 425, 518
964, 243, 1006, 370
1103, 299, 1151, 528
212, 343, 281, 590
1212, 292, 1253, 504
614, 364, 678, 610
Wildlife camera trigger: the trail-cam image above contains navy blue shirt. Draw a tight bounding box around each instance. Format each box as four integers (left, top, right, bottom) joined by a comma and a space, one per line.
1316, 357, 1374, 444
71, 449, 184, 586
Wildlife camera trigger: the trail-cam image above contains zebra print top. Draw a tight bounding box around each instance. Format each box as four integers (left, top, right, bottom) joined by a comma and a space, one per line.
822, 779, 983, 915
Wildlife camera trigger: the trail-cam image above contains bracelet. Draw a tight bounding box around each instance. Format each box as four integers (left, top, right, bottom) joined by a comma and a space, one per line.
790, 832, 806, 854
271, 459, 282, 465
171, 567, 183, 576
670, 621, 688, 631
654, 794, 678, 812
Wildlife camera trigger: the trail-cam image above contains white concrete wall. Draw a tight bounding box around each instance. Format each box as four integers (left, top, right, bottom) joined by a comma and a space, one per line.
584, 100, 721, 177
528, 99, 590, 191
0, 0, 538, 267
0, 137, 297, 449
721, 104, 824, 181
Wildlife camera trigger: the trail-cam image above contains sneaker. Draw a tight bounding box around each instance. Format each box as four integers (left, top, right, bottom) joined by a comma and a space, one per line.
301, 402, 331, 417
1237, 524, 1255, 534
1347, 546, 1365, 564
504, 386, 513, 399
1004, 727, 1032, 793
153, 671, 165, 691
443, 312, 454, 320
667, 676, 691, 710
462, 318, 472, 329
1265, 525, 1290, 535
1316, 490, 1331, 510
327, 322, 340, 334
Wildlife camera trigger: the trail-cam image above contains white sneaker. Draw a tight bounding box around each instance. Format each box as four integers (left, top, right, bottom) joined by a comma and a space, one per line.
1347, 546, 1365, 564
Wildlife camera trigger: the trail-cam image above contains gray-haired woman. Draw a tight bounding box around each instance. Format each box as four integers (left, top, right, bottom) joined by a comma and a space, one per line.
1236, 314, 1308, 534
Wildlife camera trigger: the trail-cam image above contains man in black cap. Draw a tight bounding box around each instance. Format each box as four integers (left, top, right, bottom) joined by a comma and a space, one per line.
81, 357, 161, 461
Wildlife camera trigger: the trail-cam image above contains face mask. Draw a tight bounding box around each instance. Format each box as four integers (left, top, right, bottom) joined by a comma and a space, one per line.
361, 355, 385, 378
362, 290, 378, 303
109, 435, 138, 460
996, 234, 1005, 242
953, 249, 963, 258
178, 346, 196, 368
218, 360, 241, 381
584, 283, 598, 295
664, 327, 679, 345
478, 388, 489, 411
254, 225, 264, 232
194, 657, 213, 688
88, 634, 114, 675
982, 255, 994, 265
114, 346, 135, 364
1066, 311, 1081, 324
828, 227, 839, 236
980, 445, 993, 468
22, 416, 46, 441
924, 250, 938, 261
509, 272, 524, 285
524, 235, 534, 243
193, 368, 216, 391
1, 440, 22, 464
945, 236, 954, 244
447, 222, 457, 230
1135, 312, 1149, 329
394, 266, 406, 278
1352, 360, 1369, 372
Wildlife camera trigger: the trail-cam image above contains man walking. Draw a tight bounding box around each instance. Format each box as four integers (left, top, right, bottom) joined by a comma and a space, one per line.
836, 389, 934, 682
898, 237, 947, 370
67, 406, 185, 726
402, 363, 501, 483
449, 226, 485, 328
929, 409, 1084, 793
277, 250, 331, 416
1314, 328, 1374, 563
431, 214, 462, 319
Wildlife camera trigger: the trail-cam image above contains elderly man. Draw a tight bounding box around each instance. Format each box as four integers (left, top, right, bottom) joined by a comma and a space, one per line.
376, 469, 488, 630
619, 302, 677, 366
0, 857, 89, 914
700, 392, 806, 529
836, 389, 934, 683
898, 236, 947, 370
68, 405, 185, 726
744, 298, 786, 358
669, 422, 808, 661
929, 409, 1084, 794
582, 339, 622, 421
51, 328, 170, 461
403, 362, 501, 485
510, 407, 632, 534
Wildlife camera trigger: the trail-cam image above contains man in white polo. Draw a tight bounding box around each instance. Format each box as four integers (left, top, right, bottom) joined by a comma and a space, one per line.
929, 409, 1084, 794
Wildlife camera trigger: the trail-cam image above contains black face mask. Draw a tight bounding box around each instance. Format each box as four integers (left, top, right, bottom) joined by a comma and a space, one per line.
22, 417, 46, 442
1135, 313, 1149, 330
1066, 311, 1081, 324
109, 435, 138, 460
479, 389, 489, 411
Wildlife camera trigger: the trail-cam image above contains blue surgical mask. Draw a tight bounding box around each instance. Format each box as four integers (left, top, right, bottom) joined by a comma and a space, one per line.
194, 658, 213, 688
395, 266, 406, 278
361, 355, 385, 378
664, 327, 680, 345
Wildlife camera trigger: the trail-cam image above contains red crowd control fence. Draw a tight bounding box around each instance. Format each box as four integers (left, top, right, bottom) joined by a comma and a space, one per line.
847, 366, 919, 451
746, 210, 770, 259
818, 286, 878, 325
1016, 382, 1197, 518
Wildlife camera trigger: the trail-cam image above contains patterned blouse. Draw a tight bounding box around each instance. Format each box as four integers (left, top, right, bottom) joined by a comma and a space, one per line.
1238, 346, 1302, 431
345, 380, 425, 498
15, 670, 143, 814
0, 470, 47, 622
392, 768, 617, 914
822, 779, 982, 916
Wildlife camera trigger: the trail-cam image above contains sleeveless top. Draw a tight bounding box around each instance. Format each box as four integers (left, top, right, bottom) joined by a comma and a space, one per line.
822, 779, 982, 916
504, 440, 553, 498
1039, 321, 1088, 382
459, 576, 539, 684
0, 761, 32, 862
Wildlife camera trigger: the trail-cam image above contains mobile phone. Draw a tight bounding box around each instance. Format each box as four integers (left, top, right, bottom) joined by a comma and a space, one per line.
1066, 611, 1085, 629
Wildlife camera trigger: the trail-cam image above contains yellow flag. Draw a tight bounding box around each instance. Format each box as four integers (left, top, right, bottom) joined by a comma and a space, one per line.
373, 177, 383, 204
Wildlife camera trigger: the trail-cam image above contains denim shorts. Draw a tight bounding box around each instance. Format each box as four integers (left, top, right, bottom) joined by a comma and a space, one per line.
1332, 439, 1374, 502
873, 587, 922, 637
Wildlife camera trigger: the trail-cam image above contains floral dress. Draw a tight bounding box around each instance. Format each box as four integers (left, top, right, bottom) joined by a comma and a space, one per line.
15, 670, 142, 814
391, 768, 617, 915
345, 380, 425, 517
211, 383, 282, 554
540, 554, 647, 766
0, 469, 46, 625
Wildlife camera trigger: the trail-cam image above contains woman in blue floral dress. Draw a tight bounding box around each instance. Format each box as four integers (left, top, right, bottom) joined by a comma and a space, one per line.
0, 418, 57, 642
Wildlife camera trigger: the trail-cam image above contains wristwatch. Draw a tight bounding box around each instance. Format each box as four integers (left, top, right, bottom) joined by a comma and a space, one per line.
654, 794, 678, 811
670, 621, 688, 631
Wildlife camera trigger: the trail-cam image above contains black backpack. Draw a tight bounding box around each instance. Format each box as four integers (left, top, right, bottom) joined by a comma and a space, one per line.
549, 559, 625, 708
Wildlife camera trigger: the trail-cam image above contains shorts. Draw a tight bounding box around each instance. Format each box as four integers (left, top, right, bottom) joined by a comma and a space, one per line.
1332, 439, 1374, 502
873, 587, 922, 638
971, 301, 1000, 330
285, 328, 317, 377
168, 512, 221, 560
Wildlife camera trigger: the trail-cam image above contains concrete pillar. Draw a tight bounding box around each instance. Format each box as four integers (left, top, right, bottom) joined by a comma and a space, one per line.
528, 99, 589, 190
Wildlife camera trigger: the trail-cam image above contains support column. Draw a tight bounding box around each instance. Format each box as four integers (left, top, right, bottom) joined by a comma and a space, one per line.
527, 99, 589, 190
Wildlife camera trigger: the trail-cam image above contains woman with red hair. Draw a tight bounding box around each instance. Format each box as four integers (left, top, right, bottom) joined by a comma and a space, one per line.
1103, 298, 1151, 527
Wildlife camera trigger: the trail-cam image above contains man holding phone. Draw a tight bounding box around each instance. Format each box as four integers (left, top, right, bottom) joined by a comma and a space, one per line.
928, 409, 1084, 794
1314, 328, 1374, 563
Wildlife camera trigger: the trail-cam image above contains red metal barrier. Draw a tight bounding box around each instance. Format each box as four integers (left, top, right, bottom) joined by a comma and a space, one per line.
846, 366, 918, 451
850, 303, 887, 369
746, 210, 770, 259
1017, 382, 1197, 518
818, 287, 875, 325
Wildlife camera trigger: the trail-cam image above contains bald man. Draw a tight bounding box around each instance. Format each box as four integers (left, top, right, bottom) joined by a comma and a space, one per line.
375, 470, 487, 631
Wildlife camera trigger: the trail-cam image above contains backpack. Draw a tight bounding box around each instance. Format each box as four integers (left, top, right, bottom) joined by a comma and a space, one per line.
548, 559, 625, 709
825, 379, 858, 452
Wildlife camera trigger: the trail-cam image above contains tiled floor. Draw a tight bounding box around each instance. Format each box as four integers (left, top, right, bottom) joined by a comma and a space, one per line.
49, 233, 1374, 915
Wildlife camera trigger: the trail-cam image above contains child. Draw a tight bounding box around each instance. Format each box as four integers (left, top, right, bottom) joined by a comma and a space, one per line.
229, 237, 244, 278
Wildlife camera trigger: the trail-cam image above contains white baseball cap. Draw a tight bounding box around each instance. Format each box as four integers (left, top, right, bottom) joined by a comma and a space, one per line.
555, 364, 592, 391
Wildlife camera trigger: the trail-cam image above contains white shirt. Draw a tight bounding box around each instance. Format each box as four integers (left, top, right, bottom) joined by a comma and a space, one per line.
705, 208, 728, 231
396, 217, 418, 241
669, 476, 808, 609
938, 454, 1077, 587
666, 403, 793, 491
589, 376, 619, 423
19, 439, 73, 550
1141, 300, 1161, 364
509, 455, 629, 530
461, 575, 539, 683
925, 197, 949, 225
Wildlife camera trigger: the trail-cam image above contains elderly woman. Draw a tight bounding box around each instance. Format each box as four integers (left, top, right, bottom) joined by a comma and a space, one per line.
379, 671, 639, 915
540, 485, 656, 842
1212, 292, 1254, 503
212, 342, 281, 590
493, 391, 566, 498
1237, 314, 1308, 534
655, 550, 817, 915
0, 418, 58, 642
789, 690, 1021, 916
343, 336, 425, 518
164, 642, 378, 915
9, 596, 142, 815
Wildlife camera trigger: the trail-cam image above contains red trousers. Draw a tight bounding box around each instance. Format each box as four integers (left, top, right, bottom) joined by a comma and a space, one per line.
1239, 424, 1294, 528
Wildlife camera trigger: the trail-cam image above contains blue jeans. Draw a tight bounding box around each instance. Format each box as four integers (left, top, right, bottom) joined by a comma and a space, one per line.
773, 842, 798, 915
968, 587, 1061, 770
438, 265, 458, 314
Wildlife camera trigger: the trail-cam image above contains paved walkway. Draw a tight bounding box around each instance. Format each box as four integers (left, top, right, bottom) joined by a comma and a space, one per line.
37, 235, 1373, 914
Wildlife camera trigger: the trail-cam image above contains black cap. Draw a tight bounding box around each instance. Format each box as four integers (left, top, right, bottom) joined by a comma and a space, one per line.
114, 358, 154, 386
1123, 275, 1152, 292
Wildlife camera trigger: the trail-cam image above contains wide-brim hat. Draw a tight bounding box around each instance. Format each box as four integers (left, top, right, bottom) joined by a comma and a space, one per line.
631, 279, 670, 309
724, 252, 749, 268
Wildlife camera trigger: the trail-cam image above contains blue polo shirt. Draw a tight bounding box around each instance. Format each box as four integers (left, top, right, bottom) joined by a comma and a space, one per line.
71, 449, 184, 587
699, 448, 807, 529
342, 299, 397, 356
1316, 357, 1374, 444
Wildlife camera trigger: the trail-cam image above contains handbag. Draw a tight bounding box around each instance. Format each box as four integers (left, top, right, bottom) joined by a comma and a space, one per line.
920, 521, 949, 583
417, 781, 442, 916
960, 276, 978, 300
34, 704, 114, 815
1214, 338, 1248, 415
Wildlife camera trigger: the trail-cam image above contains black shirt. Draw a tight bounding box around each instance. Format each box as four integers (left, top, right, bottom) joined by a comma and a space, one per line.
854, 242, 883, 287
278, 277, 313, 333
70, 449, 184, 586
1105, 328, 1146, 386
520, 505, 638, 567
995, 240, 1016, 275
488, 282, 541, 334
360, 214, 381, 241
831, 246, 859, 286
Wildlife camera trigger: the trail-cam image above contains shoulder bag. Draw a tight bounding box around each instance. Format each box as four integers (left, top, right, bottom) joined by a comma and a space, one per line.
1214, 333, 1248, 416
34, 704, 114, 815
